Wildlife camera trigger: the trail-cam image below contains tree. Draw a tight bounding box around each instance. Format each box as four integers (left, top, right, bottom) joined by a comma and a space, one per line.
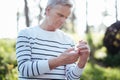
85, 0, 89, 33
38, 0, 43, 22
115, 0, 118, 21
103, 21, 120, 55
24, 0, 30, 27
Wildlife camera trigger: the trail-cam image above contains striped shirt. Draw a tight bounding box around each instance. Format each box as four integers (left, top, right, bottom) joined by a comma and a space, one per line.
16, 26, 83, 80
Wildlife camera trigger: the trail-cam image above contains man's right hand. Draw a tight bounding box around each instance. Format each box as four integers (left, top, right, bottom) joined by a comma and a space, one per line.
58, 48, 80, 65
48, 48, 79, 70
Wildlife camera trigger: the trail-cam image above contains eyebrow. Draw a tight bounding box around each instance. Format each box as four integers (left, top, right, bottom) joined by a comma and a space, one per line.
57, 13, 68, 19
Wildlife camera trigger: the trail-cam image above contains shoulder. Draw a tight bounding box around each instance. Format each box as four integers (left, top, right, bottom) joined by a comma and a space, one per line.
57, 29, 73, 39
17, 26, 38, 37
57, 29, 74, 44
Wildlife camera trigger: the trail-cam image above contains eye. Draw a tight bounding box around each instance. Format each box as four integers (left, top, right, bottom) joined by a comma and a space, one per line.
57, 13, 68, 19
58, 13, 64, 17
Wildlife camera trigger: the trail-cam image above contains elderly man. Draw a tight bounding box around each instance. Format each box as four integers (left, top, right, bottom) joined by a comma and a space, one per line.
16, 0, 90, 80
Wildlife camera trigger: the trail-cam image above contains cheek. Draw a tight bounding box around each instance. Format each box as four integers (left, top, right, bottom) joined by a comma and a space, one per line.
51, 16, 60, 23
48, 13, 60, 24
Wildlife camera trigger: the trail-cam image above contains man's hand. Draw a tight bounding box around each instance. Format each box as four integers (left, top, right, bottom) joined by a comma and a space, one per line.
48, 48, 79, 70
76, 40, 90, 68
58, 48, 80, 65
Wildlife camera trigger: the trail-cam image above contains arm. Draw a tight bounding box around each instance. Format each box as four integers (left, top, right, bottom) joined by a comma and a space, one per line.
65, 63, 84, 80
16, 30, 50, 77
77, 40, 90, 68
48, 48, 80, 70
16, 29, 80, 77
65, 40, 90, 80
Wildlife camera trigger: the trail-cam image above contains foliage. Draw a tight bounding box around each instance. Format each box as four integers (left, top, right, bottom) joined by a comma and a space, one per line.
0, 39, 18, 80
80, 63, 120, 80
85, 31, 120, 67
103, 52, 120, 67
85, 31, 104, 64
103, 21, 120, 55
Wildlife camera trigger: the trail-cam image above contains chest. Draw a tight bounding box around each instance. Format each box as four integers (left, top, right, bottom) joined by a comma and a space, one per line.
29, 37, 72, 59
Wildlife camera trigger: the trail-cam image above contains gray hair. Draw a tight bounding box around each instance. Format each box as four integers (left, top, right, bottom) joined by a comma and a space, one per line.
46, 0, 74, 8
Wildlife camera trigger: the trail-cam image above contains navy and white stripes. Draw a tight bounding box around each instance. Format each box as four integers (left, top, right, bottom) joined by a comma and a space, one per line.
16, 26, 83, 80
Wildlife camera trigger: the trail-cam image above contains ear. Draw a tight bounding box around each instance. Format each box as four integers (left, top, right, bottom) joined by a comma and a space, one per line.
45, 6, 51, 16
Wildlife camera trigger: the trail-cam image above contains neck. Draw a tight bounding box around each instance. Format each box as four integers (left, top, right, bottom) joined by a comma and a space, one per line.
40, 19, 56, 31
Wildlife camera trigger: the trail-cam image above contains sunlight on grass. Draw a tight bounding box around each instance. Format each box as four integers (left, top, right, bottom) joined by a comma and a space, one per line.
94, 47, 107, 59
81, 63, 120, 80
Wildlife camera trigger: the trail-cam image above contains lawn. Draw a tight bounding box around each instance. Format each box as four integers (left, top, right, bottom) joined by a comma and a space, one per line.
81, 63, 120, 80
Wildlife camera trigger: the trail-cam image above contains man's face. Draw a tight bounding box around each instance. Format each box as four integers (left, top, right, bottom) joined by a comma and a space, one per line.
46, 4, 71, 30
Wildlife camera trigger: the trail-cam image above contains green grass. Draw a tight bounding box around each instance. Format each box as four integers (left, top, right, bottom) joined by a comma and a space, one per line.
80, 63, 120, 80
0, 39, 18, 80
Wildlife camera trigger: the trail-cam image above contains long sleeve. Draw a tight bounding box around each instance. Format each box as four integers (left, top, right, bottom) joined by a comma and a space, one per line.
16, 29, 50, 77
65, 63, 84, 80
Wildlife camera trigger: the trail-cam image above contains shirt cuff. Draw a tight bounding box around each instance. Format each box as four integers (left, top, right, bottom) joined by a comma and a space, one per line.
38, 60, 50, 74
72, 65, 84, 76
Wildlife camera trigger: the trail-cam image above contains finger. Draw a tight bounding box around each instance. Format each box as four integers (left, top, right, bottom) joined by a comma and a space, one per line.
79, 47, 90, 52
78, 45, 89, 49
78, 46, 90, 53
79, 40, 83, 43
79, 40, 87, 44
65, 48, 74, 52
80, 49, 90, 52
77, 42, 88, 48
76, 43, 85, 48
